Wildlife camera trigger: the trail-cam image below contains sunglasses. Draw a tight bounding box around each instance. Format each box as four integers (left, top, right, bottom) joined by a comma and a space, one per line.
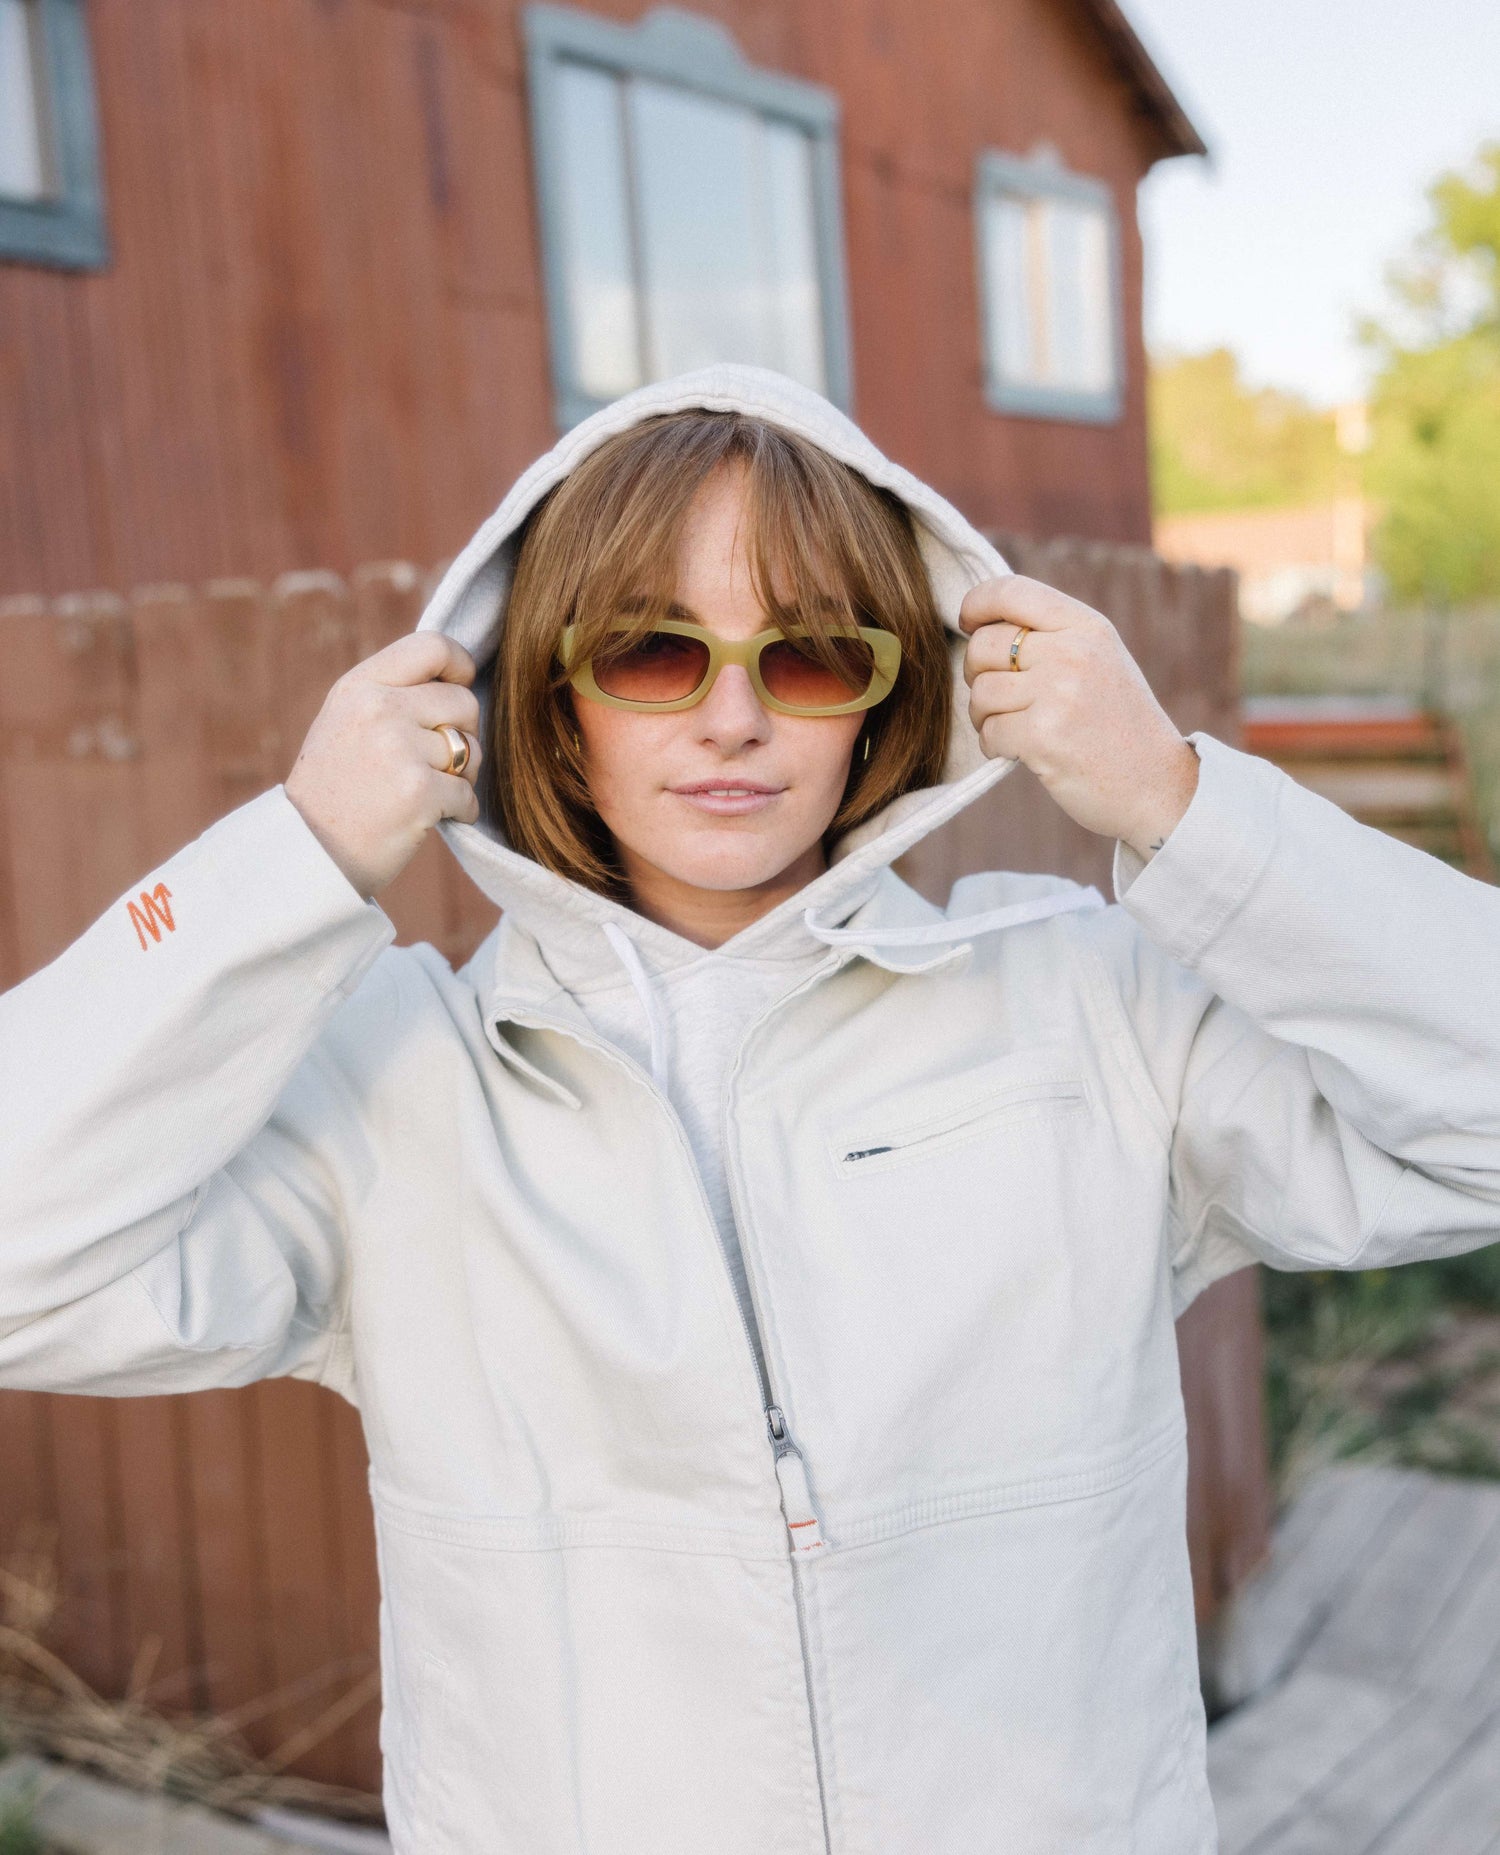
559, 618, 902, 716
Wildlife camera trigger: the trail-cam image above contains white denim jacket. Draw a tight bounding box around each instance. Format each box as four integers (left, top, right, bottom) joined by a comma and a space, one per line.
4, 365, 1498, 1854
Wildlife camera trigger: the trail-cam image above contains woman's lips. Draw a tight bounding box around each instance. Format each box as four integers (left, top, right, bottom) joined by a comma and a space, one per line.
668, 783, 785, 816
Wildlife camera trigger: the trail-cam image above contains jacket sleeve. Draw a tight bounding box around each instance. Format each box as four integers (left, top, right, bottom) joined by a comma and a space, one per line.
0, 785, 399, 1398
1091, 729, 1500, 1319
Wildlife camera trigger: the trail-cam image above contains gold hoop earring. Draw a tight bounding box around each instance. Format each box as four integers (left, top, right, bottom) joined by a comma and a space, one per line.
861, 732, 871, 765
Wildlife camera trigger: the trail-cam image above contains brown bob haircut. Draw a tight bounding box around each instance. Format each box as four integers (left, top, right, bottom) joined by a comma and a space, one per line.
482, 408, 953, 900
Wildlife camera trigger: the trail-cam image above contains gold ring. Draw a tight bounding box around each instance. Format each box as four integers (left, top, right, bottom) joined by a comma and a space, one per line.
1008, 625, 1029, 671
434, 724, 471, 776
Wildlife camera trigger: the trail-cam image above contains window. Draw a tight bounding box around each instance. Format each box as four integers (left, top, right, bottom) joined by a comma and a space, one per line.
975, 150, 1122, 423
0, 0, 107, 268
0, 0, 47, 199
524, 4, 852, 430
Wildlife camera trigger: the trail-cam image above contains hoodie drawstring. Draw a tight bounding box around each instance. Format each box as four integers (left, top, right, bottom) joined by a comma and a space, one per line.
802, 885, 1105, 949
601, 921, 672, 1092
603, 885, 1105, 1093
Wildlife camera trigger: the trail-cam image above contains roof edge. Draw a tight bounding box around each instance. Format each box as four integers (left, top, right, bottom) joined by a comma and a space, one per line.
1076, 0, 1208, 163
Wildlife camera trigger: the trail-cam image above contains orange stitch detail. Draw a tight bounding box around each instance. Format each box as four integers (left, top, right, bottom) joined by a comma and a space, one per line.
787, 1519, 818, 1528
127, 884, 176, 950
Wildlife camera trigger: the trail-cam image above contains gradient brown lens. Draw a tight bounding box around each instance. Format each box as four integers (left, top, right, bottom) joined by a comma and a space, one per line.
592, 631, 710, 703
760, 634, 876, 708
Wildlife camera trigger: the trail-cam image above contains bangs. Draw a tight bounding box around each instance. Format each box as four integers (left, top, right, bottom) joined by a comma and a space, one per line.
545, 418, 903, 698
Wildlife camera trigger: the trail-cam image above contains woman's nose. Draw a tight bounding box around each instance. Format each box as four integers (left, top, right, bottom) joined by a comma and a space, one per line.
695, 663, 771, 745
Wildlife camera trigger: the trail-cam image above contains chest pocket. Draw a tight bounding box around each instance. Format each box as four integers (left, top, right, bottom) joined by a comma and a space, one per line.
825, 1049, 1090, 1177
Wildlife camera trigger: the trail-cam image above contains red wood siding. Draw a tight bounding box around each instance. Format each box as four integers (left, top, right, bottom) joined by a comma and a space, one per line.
0, 0, 1164, 603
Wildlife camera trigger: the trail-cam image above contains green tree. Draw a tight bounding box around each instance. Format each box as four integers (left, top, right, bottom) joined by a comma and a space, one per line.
1364, 142, 1500, 603
1148, 346, 1341, 518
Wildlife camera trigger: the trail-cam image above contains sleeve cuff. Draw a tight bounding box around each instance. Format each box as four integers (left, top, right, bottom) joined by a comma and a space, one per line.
1109, 730, 1284, 968
198, 784, 398, 998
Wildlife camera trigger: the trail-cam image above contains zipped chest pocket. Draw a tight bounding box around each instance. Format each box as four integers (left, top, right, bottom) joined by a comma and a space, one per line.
826, 1056, 1090, 1178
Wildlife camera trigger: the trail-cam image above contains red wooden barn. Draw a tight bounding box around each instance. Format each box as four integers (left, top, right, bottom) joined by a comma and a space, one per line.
0, 0, 1270, 1807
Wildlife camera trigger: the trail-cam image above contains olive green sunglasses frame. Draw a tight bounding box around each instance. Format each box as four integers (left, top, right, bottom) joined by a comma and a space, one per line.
558, 618, 903, 716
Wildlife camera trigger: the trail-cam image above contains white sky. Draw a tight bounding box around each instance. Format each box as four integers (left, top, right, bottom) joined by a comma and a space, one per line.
1126, 0, 1500, 406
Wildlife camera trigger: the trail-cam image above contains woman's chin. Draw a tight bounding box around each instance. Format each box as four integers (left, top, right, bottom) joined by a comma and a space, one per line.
638, 834, 820, 898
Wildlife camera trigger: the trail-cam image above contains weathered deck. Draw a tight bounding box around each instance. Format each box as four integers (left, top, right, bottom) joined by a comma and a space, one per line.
1205, 1461, 1500, 1852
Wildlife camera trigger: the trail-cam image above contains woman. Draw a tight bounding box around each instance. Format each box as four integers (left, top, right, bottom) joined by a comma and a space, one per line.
3, 363, 1498, 1854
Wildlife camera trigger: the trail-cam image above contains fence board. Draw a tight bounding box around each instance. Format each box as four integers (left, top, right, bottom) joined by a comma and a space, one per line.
38, 1398, 123, 1698
0, 546, 1258, 1796
183, 1389, 279, 1729
112, 1395, 200, 1709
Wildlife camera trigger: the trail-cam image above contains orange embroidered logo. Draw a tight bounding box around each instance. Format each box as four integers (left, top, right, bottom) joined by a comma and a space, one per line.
127, 883, 176, 950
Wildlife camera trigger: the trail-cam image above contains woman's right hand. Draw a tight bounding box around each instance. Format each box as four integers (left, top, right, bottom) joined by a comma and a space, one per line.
284, 633, 484, 902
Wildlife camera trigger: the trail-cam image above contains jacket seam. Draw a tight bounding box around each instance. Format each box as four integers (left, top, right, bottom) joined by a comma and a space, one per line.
175, 1177, 208, 1238
366, 1420, 1187, 1562
1167, 752, 1285, 968
825, 1414, 1186, 1551
1328, 1158, 1415, 1271
1070, 917, 1173, 1152
314, 958, 402, 1381
794, 1557, 845, 1853
128, 1270, 305, 1359
368, 1508, 792, 1559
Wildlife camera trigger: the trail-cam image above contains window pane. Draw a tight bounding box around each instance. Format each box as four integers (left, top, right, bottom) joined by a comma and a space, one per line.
0, 0, 47, 201
554, 60, 642, 400
983, 192, 1037, 386
983, 179, 1116, 399
628, 80, 763, 375
1046, 197, 1114, 393
757, 118, 825, 391
626, 79, 823, 388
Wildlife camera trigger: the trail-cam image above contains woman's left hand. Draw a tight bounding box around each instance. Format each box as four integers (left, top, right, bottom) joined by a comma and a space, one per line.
959, 574, 1201, 861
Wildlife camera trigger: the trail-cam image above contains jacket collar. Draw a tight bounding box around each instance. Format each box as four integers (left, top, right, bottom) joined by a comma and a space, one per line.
464, 747, 1019, 1039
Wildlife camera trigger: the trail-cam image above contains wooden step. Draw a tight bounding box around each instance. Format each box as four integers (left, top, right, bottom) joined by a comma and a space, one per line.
1278, 761, 1459, 819
1240, 695, 1495, 882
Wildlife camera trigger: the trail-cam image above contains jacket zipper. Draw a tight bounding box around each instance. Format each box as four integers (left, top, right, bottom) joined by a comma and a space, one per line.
717, 960, 846, 1855
768, 1407, 834, 1851
498, 957, 846, 1849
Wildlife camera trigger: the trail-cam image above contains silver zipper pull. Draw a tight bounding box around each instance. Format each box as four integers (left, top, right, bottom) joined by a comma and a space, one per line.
765, 1407, 826, 1553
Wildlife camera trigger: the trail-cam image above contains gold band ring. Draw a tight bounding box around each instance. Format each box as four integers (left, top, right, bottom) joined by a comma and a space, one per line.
1008, 624, 1030, 671
433, 723, 471, 777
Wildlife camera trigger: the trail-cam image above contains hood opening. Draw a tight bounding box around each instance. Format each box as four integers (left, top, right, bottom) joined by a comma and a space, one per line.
409, 362, 1089, 986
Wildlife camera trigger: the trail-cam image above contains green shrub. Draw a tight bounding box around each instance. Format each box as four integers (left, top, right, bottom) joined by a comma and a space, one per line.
1262, 1258, 1500, 1500
0, 1793, 44, 1855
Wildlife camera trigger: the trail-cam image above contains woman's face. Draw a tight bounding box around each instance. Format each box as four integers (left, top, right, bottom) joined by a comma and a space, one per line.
572, 461, 864, 933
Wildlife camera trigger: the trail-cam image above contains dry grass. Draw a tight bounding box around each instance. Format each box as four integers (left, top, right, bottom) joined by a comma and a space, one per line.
0, 1534, 383, 1830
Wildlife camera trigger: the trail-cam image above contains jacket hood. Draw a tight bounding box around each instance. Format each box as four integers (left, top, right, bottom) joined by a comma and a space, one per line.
413, 362, 1069, 1000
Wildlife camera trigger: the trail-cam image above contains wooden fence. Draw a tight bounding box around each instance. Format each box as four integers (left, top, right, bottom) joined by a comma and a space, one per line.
0, 539, 1262, 1797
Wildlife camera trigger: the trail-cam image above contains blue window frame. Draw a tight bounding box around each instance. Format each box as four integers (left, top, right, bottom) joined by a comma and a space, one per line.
523, 3, 853, 432
0, 0, 107, 269
974, 149, 1123, 425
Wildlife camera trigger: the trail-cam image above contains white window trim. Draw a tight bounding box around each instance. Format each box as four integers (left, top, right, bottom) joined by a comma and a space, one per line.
523, 2, 854, 431
974, 148, 1124, 425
